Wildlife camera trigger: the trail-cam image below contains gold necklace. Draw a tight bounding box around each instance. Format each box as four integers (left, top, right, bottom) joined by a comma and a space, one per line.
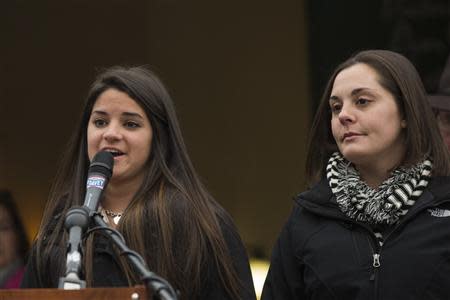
102, 208, 123, 225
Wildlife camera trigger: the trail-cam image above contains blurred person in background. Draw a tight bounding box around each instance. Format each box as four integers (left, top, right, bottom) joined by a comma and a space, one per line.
429, 54, 450, 151
0, 190, 29, 289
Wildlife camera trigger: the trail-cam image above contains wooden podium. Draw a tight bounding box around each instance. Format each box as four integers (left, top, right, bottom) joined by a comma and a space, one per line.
0, 285, 149, 300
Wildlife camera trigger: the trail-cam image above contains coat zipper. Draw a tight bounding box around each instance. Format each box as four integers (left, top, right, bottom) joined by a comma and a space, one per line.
363, 198, 450, 286
366, 197, 450, 280
372, 253, 381, 268
298, 189, 450, 300
366, 235, 381, 281
370, 253, 381, 280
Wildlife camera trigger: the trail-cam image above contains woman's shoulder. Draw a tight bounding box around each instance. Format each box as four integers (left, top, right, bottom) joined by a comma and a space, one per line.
428, 176, 450, 197
295, 178, 332, 202
277, 180, 337, 242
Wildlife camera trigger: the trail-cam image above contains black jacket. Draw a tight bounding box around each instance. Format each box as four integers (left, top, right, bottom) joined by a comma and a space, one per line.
262, 176, 450, 300
21, 216, 256, 300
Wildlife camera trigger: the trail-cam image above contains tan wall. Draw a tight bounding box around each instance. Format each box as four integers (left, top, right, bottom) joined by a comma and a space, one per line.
1, 0, 150, 242
2, 0, 310, 257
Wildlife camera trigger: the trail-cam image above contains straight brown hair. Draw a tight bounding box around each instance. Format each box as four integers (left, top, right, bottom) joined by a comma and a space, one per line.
306, 50, 450, 185
32, 66, 243, 299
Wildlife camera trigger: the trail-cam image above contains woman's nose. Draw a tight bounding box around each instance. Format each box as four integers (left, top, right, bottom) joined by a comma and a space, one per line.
338, 106, 355, 125
103, 123, 122, 141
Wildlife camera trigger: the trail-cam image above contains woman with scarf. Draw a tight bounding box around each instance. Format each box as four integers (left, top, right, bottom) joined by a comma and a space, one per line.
262, 50, 450, 300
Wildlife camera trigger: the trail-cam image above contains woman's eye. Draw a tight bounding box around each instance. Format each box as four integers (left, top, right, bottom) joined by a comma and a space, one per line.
93, 119, 107, 127
330, 103, 342, 113
124, 121, 140, 128
356, 98, 369, 105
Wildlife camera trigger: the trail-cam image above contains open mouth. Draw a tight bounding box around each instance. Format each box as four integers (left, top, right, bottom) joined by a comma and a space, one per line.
104, 149, 125, 158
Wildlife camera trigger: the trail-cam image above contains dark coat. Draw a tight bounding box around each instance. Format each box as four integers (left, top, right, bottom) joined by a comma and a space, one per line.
262, 176, 450, 300
21, 216, 256, 300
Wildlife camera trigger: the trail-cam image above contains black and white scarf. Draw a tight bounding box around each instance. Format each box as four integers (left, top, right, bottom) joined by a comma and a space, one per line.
326, 152, 432, 245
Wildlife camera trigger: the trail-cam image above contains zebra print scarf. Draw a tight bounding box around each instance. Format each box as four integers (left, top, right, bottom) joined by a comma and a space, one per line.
327, 152, 432, 226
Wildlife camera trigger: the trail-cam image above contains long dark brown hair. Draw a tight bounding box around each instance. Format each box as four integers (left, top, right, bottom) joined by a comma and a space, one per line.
306, 50, 450, 185
33, 66, 242, 299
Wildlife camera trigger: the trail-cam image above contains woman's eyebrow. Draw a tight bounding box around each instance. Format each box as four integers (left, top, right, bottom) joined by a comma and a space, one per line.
122, 112, 144, 119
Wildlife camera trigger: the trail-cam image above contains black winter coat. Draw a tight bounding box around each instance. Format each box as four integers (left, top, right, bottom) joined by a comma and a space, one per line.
262, 176, 450, 300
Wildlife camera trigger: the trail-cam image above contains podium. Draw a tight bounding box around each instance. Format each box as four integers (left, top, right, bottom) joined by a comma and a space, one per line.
0, 285, 149, 300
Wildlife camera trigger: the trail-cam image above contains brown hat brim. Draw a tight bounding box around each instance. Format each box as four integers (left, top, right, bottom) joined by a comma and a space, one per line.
429, 94, 450, 111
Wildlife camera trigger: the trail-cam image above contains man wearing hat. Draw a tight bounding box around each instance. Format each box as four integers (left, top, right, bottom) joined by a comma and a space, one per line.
429, 54, 450, 151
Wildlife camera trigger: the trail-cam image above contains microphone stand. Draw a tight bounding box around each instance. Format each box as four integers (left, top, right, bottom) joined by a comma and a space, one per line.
91, 213, 178, 300
58, 206, 90, 289
58, 205, 178, 297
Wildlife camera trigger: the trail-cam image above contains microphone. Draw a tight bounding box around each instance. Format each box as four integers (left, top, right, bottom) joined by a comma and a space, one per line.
59, 151, 114, 289
83, 151, 114, 213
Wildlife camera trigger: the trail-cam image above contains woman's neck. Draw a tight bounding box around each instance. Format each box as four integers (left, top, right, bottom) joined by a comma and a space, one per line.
358, 166, 390, 188
356, 157, 401, 189
102, 177, 142, 212
354, 146, 405, 189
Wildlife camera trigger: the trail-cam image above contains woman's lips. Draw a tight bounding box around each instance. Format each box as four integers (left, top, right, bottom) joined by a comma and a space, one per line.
342, 132, 362, 141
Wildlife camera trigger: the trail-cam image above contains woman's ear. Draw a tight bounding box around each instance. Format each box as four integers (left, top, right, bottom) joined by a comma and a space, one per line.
401, 119, 407, 128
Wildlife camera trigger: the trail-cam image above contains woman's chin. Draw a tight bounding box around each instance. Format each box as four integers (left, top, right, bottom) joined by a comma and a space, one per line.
340, 150, 370, 166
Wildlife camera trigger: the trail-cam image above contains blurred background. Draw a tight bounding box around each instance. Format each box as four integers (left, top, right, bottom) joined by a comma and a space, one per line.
1, 0, 449, 296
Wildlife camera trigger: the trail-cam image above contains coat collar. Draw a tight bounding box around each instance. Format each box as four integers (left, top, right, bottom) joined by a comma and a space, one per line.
295, 176, 450, 221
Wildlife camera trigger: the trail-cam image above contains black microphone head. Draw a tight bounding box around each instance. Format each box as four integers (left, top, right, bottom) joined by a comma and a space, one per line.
89, 151, 114, 179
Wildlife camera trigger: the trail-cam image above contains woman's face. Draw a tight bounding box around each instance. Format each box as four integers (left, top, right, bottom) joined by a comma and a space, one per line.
87, 88, 153, 185
329, 63, 406, 171
0, 205, 18, 268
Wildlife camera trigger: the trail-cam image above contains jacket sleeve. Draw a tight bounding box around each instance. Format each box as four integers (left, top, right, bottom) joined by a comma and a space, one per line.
261, 205, 306, 299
